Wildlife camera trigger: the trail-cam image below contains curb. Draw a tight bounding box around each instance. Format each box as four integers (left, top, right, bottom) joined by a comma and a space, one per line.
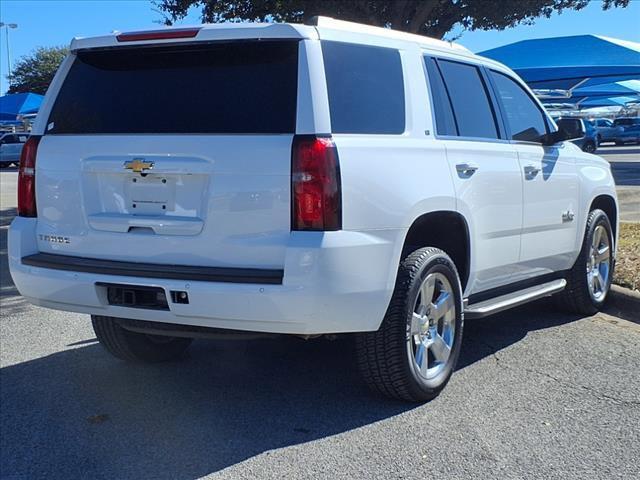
608, 285, 640, 321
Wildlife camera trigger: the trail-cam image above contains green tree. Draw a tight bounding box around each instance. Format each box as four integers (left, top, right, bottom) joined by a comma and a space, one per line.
155, 0, 629, 39
8, 46, 69, 95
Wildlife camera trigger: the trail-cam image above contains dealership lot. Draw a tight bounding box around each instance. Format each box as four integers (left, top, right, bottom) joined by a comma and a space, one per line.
1, 149, 639, 479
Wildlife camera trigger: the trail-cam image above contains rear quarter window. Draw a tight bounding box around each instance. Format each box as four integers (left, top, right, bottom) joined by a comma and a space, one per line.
322, 41, 405, 134
424, 57, 457, 136
47, 41, 299, 134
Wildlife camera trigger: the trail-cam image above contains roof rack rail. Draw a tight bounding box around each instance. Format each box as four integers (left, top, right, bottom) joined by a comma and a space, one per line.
304, 15, 471, 53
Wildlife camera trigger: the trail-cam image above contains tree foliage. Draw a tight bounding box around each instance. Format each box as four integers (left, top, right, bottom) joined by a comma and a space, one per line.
155, 0, 630, 39
7, 46, 69, 95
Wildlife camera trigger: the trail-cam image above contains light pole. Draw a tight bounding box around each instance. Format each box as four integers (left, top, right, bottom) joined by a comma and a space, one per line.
0, 22, 18, 88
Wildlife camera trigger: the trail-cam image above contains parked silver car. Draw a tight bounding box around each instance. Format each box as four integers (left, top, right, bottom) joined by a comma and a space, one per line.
0, 133, 29, 168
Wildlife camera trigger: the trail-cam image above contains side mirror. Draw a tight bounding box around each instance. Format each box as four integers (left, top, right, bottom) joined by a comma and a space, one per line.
540, 118, 585, 146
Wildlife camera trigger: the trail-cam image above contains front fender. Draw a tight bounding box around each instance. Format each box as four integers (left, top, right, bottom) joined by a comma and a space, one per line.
576, 153, 618, 254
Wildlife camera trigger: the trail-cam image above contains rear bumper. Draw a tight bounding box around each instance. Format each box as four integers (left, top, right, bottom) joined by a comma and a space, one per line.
9, 217, 404, 334
21, 253, 284, 285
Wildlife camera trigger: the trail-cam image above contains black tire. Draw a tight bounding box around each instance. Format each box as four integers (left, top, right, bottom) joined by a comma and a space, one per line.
582, 141, 596, 153
555, 209, 614, 315
356, 247, 464, 402
92, 315, 192, 362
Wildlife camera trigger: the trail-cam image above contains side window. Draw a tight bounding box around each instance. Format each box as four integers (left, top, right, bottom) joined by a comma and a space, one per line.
436, 60, 499, 139
424, 57, 457, 136
322, 41, 405, 134
489, 70, 548, 142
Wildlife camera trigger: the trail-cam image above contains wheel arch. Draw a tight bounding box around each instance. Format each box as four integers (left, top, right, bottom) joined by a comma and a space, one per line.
401, 211, 471, 291
589, 194, 618, 242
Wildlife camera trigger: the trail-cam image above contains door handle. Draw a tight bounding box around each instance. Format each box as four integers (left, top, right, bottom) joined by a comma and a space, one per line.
456, 163, 479, 177
523, 164, 541, 179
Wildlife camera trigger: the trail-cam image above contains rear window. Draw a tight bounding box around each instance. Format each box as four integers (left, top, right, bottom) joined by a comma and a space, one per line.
1, 134, 27, 144
322, 41, 405, 134
47, 41, 299, 134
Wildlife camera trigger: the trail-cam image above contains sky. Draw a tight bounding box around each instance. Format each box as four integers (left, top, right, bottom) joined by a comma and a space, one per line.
0, 0, 639, 95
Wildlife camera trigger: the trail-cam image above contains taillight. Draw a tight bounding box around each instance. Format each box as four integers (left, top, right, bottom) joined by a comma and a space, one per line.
116, 28, 201, 42
18, 136, 40, 217
291, 135, 342, 231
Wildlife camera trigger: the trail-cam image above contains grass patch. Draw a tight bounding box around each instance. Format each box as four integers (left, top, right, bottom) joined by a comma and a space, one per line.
614, 222, 640, 292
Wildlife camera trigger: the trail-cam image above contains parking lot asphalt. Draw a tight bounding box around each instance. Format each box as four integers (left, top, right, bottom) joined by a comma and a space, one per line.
1, 147, 639, 479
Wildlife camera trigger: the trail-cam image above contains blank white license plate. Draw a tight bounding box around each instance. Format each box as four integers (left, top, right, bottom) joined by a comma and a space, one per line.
124, 175, 176, 215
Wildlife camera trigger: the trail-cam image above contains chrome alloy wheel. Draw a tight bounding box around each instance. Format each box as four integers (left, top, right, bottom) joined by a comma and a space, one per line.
407, 272, 456, 380
587, 224, 611, 302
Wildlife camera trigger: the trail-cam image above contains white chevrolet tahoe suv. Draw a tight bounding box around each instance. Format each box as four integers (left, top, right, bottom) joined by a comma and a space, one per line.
9, 18, 618, 402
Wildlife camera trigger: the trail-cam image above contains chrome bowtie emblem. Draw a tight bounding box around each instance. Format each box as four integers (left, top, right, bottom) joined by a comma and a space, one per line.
124, 158, 154, 173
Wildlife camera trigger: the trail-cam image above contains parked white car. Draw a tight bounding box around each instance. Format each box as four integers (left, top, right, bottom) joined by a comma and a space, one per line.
9, 18, 618, 402
0, 133, 28, 167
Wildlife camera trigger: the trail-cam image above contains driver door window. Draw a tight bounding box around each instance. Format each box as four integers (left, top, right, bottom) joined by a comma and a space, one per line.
489, 70, 548, 142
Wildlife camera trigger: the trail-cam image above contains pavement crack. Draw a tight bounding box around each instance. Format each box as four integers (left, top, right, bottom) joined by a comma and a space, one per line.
476, 340, 639, 407
524, 367, 640, 407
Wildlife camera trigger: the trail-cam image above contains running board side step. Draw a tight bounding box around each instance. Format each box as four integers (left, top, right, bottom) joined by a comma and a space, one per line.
464, 279, 567, 319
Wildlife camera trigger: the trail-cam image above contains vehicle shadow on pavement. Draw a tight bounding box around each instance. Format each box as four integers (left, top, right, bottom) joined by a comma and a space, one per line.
1, 300, 587, 479
458, 300, 583, 369
0, 335, 412, 479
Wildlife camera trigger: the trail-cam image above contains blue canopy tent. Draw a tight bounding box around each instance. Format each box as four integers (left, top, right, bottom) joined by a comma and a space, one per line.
0, 93, 44, 122
541, 97, 639, 114
541, 80, 640, 108
479, 35, 640, 90
479, 35, 640, 110
573, 79, 640, 98
578, 95, 640, 108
